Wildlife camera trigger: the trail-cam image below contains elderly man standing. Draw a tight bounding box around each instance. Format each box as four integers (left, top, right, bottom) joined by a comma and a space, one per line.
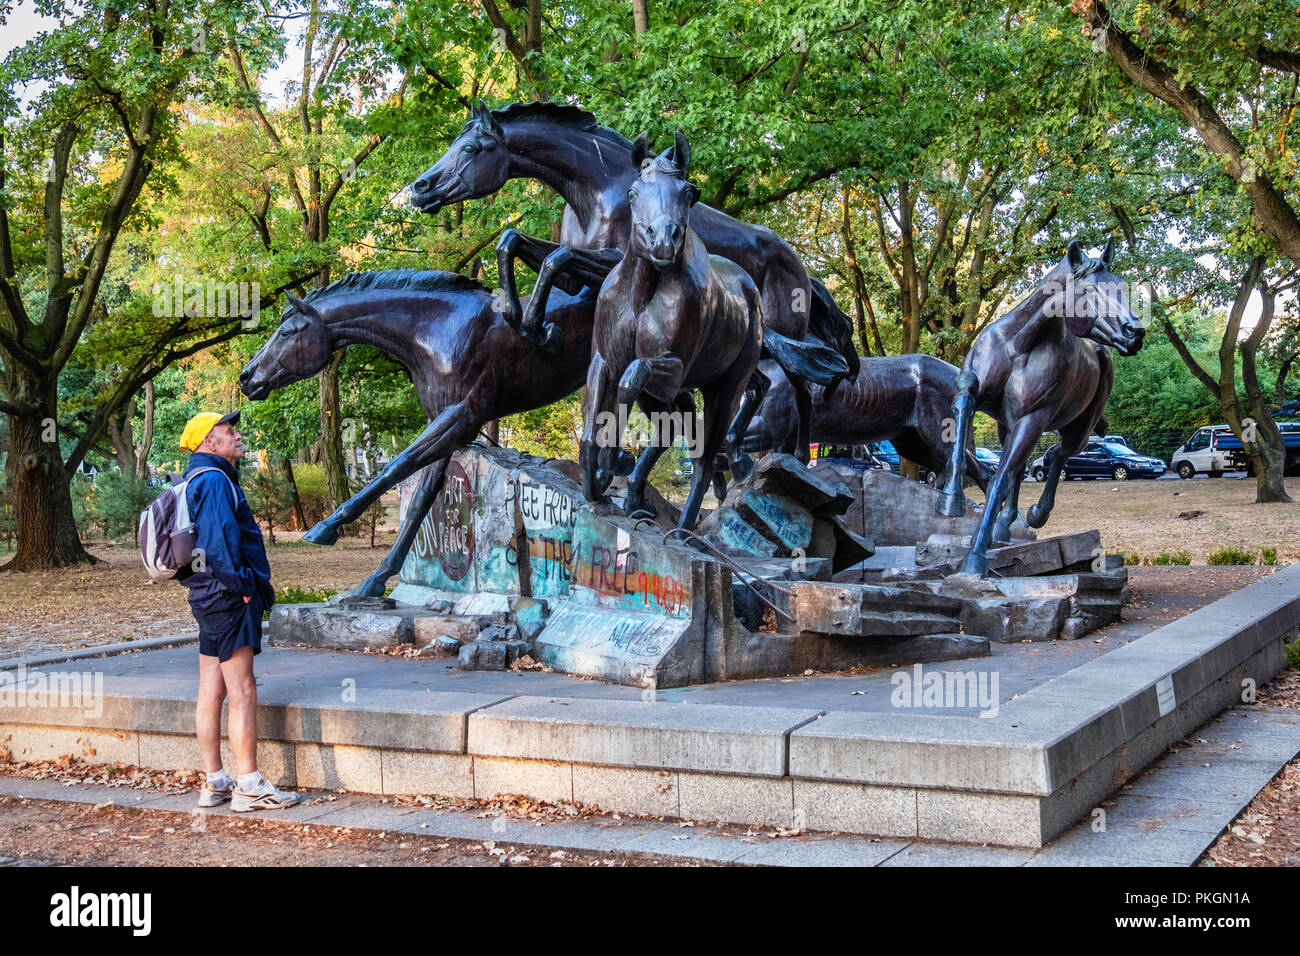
177, 410, 300, 812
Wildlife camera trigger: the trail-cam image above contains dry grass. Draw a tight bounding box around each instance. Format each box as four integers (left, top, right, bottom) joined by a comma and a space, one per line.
977, 475, 1300, 565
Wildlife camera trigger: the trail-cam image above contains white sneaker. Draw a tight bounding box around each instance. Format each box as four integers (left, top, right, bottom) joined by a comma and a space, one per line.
232, 776, 301, 812
198, 776, 236, 808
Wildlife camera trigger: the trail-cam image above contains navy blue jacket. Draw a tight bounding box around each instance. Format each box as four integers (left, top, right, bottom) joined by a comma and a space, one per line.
180, 452, 273, 612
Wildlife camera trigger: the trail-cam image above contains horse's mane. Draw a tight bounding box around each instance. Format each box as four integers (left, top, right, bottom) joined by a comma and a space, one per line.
470, 101, 635, 151
290, 269, 489, 313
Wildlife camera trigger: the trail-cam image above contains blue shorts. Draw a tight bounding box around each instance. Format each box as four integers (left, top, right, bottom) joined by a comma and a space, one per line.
194, 591, 264, 662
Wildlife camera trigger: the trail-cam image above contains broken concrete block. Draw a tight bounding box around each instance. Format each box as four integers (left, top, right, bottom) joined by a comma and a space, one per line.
752, 453, 854, 515
824, 516, 875, 574
478, 621, 521, 643
268, 605, 414, 650
738, 488, 814, 551
959, 595, 1071, 643
432, 635, 462, 657
458, 640, 508, 671
411, 616, 479, 648
329, 594, 397, 611
713, 507, 780, 557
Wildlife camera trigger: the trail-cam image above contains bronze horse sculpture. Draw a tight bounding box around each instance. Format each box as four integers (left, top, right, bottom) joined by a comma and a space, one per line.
936, 238, 1146, 575
717, 355, 991, 500
408, 101, 857, 468
240, 270, 601, 596
580, 134, 764, 532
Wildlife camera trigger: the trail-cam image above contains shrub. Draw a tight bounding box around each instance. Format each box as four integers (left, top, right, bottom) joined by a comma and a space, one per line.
245, 469, 294, 543
1147, 549, 1192, 566
291, 464, 330, 526
274, 586, 338, 604
1207, 546, 1256, 565
1124, 552, 1141, 566
1286, 637, 1300, 670
74, 470, 159, 543
1261, 547, 1278, 566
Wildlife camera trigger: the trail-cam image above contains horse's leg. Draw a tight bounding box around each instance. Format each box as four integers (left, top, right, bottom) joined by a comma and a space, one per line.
991, 465, 1023, 544
783, 375, 813, 463
521, 245, 623, 352
679, 373, 748, 532
721, 365, 769, 482
304, 400, 480, 545
711, 455, 730, 502
350, 459, 448, 597
1026, 422, 1092, 529
937, 368, 980, 518
579, 352, 629, 501
959, 411, 1049, 576
625, 391, 694, 518
494, 228, 539, 334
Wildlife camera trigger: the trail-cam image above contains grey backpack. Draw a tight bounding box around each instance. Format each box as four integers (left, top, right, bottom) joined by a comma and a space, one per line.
138, 467, 237, 583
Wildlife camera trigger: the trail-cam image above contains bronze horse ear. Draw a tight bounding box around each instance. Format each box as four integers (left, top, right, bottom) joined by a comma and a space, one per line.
1066, 239, 1088, 277
474, 100, 503, 140
631, 131, 651, 171
671, 130, 691, 175
1101, 235, 1116, 269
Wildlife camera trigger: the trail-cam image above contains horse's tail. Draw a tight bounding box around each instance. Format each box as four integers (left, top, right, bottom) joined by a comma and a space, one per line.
763, 326, 850, 391
808, 278, 861, 397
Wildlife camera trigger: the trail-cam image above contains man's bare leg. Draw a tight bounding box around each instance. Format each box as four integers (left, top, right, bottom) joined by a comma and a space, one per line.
220, 646, 258, 776
196, 654, 227, 774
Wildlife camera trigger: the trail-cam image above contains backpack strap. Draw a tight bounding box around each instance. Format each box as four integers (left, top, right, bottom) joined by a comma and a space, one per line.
182, 466, 239, 508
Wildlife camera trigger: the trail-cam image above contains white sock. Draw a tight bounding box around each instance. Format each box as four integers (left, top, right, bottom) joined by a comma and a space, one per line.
237, 771, 264, 792
206, 770, 232, 786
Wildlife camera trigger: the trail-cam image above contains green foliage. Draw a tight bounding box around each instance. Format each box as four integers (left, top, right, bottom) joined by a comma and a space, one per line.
72, 471, 160, 543
1144, 549, 1191, 566
1206, 546, 1257, 566
1124, 552, 1141, 566
244, 468, 295, 544
1286, 637, 1300, 671
274, 586, 339, 605
1261, 547, 1278, 567
291, 464, 331, 526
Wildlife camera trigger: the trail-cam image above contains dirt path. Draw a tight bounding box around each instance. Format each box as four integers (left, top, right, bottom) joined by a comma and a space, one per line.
0, 796, 698, 867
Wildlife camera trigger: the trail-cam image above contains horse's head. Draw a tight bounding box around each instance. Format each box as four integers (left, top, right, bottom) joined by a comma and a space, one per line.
1051, 237, 1146, 357
626, 131, 700, 269
409, 101, 508, 213
240, 294, 334, 400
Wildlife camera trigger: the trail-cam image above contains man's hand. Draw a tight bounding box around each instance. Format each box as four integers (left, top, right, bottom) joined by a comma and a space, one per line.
243, 596, 251, 604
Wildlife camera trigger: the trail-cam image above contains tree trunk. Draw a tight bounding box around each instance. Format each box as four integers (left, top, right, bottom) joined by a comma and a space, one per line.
317, 350, 350, 520
279, 455, 308, 531
135, 380, 155, 481
2, 403, 94, 570
631, 0, 649, 34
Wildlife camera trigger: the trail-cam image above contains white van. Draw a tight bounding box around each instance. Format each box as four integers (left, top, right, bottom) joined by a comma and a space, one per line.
1170, 425, 1232, 478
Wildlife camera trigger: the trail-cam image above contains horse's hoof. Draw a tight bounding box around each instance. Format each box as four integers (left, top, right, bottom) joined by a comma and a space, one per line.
1026, 505, 1050, 529
350, 573, 388, 598
958, 553, 988, 577
935, 491, 966, 519
626, 496, 657, 520
303, 522, 339, 546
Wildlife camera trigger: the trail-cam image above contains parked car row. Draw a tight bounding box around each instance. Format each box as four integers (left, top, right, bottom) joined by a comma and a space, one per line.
1030, 439, 1166, 481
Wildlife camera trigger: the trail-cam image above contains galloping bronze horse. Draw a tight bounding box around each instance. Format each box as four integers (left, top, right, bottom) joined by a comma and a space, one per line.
719, 355, 990, 499
581, 134, 764, 532
936, 238, 1146, 575
240, 270, 599, 596
408, 101, 857, 467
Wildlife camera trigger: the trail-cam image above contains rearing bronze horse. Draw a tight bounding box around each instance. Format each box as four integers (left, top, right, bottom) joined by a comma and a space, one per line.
581, 134, 764, 532
936, 238, 1146, 575
409, 101, 857, 467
